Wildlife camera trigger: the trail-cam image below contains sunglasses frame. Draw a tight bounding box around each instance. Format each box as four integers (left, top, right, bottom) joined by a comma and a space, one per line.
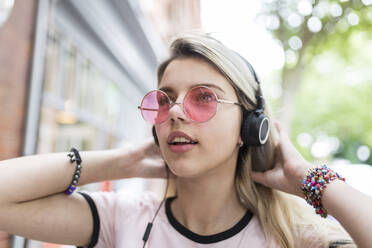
138, 85, 242, 124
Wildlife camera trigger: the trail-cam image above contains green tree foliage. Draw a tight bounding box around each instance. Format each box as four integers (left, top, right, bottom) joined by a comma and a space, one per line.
260, 0, 372, 64
292, 32, 372, 164
259, 0, 372, 164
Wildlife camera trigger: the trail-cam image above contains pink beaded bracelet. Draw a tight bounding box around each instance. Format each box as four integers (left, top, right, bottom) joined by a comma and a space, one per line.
301, 164, 345, 218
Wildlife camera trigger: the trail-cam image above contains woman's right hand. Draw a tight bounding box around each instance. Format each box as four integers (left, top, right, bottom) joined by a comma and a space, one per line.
115, 138, 171, 179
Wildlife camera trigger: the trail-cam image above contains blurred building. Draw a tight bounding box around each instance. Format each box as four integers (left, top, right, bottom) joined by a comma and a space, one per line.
0, 0, 200, 248
138, 0, 201, 44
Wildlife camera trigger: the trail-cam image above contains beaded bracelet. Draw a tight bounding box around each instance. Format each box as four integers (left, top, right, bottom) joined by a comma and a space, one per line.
301, 164, 345, 218
64, 147, 82, 195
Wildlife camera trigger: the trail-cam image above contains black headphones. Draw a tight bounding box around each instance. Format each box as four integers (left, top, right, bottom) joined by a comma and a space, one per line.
239, 56, 270, 147
151, 55, 270, 148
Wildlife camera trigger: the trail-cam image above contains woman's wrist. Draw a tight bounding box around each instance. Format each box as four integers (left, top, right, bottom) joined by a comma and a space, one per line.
293, 162, 313, 197
300, 164, 346, 217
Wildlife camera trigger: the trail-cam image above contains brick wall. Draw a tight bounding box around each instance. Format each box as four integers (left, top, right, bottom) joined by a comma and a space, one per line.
0, 0, 38, 247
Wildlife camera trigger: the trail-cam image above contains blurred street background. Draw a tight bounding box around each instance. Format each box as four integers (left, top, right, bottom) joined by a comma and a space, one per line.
0, 0, 371, 247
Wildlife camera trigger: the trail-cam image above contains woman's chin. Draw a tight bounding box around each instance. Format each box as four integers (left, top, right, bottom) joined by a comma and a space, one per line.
167, 161, 203, 179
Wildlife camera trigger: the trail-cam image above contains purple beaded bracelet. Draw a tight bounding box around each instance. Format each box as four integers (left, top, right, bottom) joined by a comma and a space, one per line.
64, 147, 82, 195
301, 164, 345, 218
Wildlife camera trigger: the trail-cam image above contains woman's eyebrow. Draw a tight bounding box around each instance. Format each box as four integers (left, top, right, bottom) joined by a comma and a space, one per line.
158, 83, 225, 94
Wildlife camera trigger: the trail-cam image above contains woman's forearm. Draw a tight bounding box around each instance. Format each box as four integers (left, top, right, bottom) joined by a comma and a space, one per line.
0, 149, 136, 204
322, 180, 372, 248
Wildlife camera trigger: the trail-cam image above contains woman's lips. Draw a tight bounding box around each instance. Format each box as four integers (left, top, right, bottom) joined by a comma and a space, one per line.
167, 130, 198, 153
168, 143, 197, 153
167, 131, 197, 143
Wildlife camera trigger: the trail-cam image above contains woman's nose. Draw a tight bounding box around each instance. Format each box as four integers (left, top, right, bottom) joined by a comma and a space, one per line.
168, 99, 188, 122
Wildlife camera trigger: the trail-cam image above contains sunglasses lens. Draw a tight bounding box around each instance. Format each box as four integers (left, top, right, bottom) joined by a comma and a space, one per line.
184, 87, 217, 122
140, 90, 170, 124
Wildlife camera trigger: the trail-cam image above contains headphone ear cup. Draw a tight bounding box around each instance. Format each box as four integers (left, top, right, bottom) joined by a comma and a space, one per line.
152, 126, 159, 146
241, 111, 254, 146
241, 110, 270, 146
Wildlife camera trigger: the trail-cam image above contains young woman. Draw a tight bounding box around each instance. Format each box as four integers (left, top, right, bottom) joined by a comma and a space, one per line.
0, 33, 371, 248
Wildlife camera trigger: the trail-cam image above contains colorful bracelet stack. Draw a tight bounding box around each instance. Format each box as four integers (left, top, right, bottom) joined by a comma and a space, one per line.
64, 147, 82, 195
301, 164, 345, 218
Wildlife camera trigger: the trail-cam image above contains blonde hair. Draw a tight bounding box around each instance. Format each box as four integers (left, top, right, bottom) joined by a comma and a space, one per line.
157, 32, 353, 248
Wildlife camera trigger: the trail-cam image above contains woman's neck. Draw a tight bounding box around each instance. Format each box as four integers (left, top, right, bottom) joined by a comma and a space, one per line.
170, 163, 247, 235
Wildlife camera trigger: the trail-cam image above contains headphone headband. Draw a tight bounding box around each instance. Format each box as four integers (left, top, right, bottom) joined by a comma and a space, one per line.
232, 52, 265, 111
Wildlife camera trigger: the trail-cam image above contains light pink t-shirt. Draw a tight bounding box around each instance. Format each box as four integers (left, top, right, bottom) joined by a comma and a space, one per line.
78, 190, 273, 248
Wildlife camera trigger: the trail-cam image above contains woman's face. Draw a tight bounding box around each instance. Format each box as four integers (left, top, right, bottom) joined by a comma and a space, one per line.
156, 58, 242, 178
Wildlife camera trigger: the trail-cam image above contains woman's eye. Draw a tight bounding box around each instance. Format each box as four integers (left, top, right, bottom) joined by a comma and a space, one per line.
198, 93, 214, 102
158, 96, 169, 106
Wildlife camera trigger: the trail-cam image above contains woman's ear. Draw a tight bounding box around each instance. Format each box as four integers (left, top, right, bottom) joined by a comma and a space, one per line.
238, 137, 244, 148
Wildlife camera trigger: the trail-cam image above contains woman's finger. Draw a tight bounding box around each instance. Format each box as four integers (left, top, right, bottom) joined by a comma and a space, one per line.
274, 120, 299, 161
251, 171, 267, 186
274, 121, 290, 163
273, 119, 282, 133
273, 138, 283, 163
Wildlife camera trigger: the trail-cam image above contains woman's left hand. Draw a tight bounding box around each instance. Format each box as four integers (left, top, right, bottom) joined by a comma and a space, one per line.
251, 120, 313, 197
